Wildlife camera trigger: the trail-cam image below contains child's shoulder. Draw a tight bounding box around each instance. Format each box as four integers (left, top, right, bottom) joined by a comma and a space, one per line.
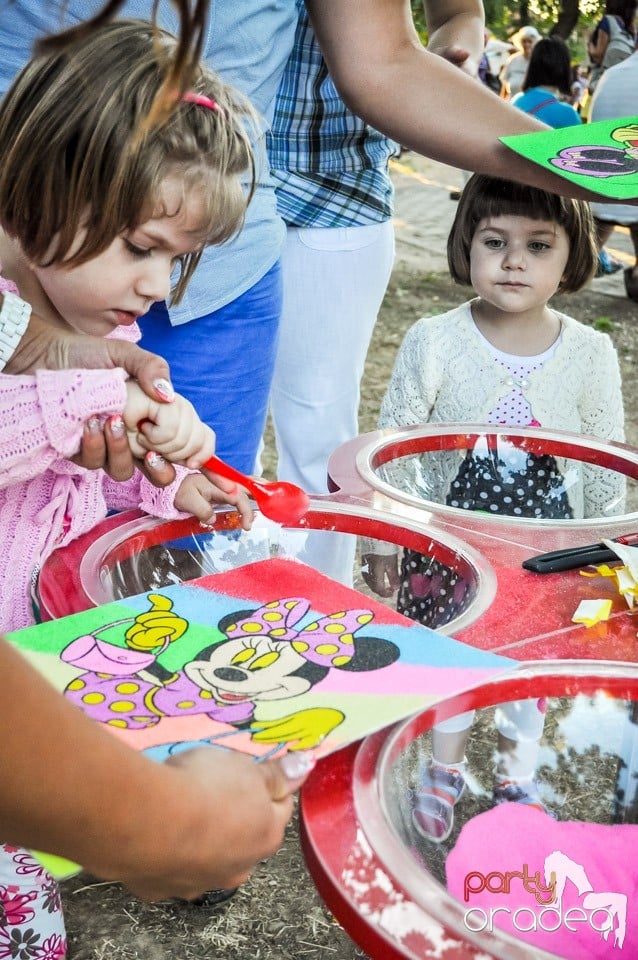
106, 322, 142, 344
557, 311, 614, 345
556, 311, 618, 362
408, 301, 472, 335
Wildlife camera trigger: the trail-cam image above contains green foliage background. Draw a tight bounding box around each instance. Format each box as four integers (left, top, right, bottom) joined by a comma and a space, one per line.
411, 1, 606, 59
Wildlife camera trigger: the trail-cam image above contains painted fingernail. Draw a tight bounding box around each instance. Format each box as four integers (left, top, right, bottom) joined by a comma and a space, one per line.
280, 750, 316, 780
153, 378, 175, 402
109, 415, 126, 438
86, 416, 102, 434
145, 451, 166, 469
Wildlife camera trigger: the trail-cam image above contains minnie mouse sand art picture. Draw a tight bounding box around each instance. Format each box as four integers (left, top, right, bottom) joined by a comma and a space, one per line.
6, 557, 512, 760
502, 116, 638, 199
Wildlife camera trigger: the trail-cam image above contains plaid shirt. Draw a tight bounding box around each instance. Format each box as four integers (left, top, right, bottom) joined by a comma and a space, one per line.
267, 2, 398, 228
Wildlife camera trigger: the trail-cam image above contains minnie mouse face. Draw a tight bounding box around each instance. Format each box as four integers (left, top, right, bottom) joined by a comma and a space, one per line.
183, 599, 400, 708
550, 145, 638, 178
184, 635, 313, 705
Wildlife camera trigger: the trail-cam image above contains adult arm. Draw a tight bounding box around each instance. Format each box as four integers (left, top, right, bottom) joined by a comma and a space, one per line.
306, 0, 613, 202
587, 18, 609, 65
423, 0, 485, 77
0, 636, 309, 901
3, 301, 174, 403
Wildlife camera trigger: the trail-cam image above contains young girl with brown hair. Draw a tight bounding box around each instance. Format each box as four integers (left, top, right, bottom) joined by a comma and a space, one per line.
0, 18, 258, 634
0, 20, 305, 952
363, 174, 625, 842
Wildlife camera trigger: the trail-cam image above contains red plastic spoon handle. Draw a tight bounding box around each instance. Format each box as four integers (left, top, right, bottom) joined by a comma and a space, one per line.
202, 453, 310, 524
201, 454, 258, 494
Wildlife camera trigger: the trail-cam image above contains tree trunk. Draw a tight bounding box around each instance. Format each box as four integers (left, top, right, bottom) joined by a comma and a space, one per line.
518, 1, 530, 26
550, 0, 581, 38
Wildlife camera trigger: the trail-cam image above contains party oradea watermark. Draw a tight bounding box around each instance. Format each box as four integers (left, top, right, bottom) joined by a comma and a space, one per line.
462, 850, 627, 948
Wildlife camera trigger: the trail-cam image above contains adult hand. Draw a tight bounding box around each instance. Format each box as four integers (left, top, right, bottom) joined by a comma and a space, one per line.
4, 310, 175, 406
433, 43, 480, 78
8, 310, 178, 484
424, 1, 485, 79
71, 415, 177, 486
117, 747, 315, 902
0, 636, 314, 906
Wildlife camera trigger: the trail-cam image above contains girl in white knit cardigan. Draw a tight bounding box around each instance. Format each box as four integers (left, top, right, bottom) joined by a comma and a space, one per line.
362, 174, 625, 843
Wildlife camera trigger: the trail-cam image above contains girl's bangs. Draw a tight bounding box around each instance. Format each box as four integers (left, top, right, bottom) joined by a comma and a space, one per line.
471, 183, 564, 227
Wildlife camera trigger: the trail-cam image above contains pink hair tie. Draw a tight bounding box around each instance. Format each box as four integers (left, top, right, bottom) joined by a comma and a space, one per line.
182, 90, 218, 111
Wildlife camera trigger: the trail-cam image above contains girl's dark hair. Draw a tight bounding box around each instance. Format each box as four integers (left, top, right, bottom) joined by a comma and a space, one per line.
447, 174, 598, 295
522, 36, 573, 96
605, 0, 638, 32
0, 19, 256, 305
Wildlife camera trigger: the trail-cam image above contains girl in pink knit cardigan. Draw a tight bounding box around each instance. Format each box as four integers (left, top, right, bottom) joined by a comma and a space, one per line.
0, 19, 314, 958
0, 20, 259, 638
0, 16, 269, 954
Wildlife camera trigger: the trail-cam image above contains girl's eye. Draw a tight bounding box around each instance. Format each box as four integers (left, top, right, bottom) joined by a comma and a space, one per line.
529, 241, 550, 253
124, 239, 152, 259
484, 238, 505, 249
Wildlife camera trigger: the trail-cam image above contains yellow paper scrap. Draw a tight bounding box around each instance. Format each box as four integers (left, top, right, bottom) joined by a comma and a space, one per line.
572, 598, 613, 628
615, 567, 637, 609
580, 555, 638, 611
602, 540, 638, 582
580, 564, 618, 580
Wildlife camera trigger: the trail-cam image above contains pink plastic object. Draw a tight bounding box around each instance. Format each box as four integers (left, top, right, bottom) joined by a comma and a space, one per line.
203, 454, 310, 524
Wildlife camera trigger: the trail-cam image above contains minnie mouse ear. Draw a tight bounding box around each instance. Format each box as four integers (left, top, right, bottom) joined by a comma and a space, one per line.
292, 609, 375, 667
223, 598, 311, 641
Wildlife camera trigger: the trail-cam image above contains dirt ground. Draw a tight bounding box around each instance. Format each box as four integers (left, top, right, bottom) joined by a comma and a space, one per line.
61, 157, 638, 958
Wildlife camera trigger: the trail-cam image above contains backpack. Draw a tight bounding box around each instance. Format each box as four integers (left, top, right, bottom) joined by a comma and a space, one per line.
603, 14, 635, 69
588, 15, 635, 93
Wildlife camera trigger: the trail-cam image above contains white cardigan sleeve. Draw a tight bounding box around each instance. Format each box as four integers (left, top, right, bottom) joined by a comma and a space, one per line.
578, 331, 626, 518
378, 317, 439, 429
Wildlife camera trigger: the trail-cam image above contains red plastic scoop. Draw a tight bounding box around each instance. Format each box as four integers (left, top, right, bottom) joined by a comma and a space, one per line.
203, 454, 310, 524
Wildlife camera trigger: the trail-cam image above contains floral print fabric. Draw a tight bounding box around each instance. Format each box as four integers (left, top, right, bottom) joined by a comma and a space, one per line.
0, 846, 66, 959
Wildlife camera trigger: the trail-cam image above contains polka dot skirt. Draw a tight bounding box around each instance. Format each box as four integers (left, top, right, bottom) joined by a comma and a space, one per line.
397, 451, 573, 628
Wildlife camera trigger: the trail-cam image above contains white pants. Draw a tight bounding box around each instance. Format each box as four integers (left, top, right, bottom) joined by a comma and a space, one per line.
270, 221, 395, 581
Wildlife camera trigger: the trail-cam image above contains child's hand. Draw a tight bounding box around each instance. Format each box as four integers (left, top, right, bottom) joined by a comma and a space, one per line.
361, 553, 401, 598
124, 381, 215, 468
174, 472, 254, 530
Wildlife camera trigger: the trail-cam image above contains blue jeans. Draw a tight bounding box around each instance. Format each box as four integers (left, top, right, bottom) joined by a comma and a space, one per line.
139, 261, 282, 474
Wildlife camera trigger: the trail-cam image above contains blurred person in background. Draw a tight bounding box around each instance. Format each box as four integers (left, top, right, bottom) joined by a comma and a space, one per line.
589, 48, 638, 300
511, 36, 582, 128
586, 0, 637, 101
501, 25, 541, 98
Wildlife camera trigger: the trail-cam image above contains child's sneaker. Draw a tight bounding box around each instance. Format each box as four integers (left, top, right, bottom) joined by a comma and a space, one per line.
411, 764, 466, 843
493, 779, 555, 817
